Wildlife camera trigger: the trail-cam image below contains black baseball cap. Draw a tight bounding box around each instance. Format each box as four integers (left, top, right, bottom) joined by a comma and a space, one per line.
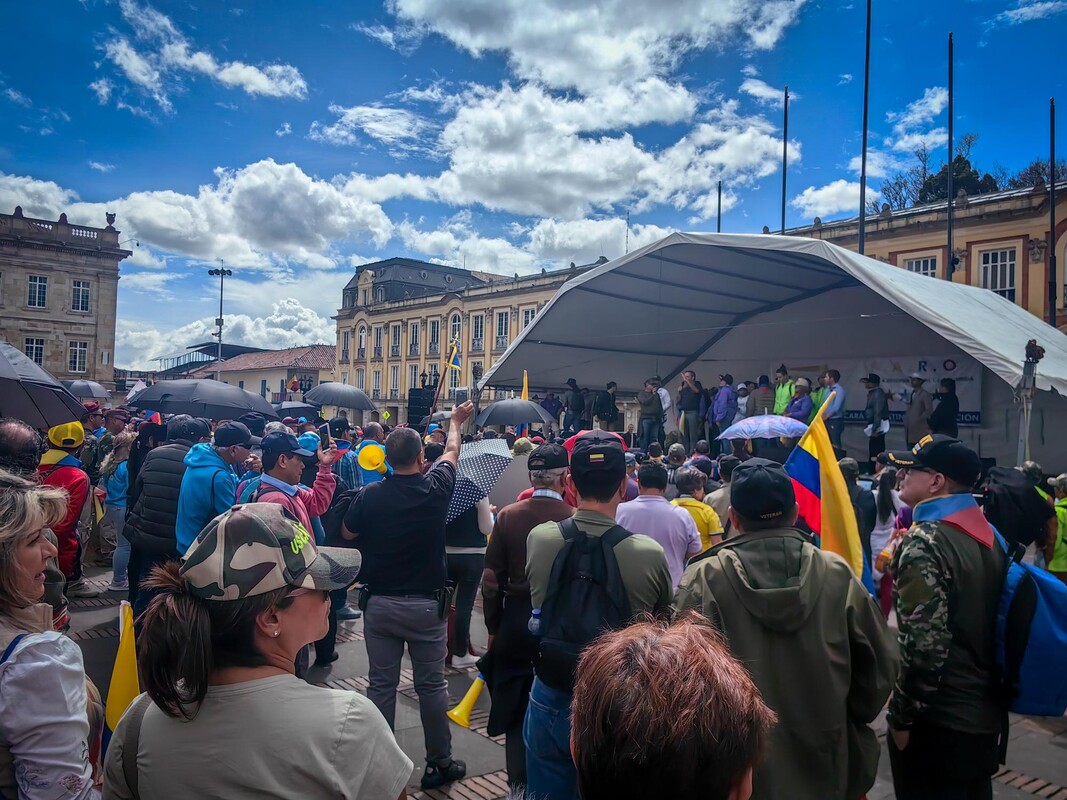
730, 458, 796, 521
328, 417, 352, 437
235, 412, 267, 437
214, 421, 261, 448
570, 429, 625, 479
886, 435, 982, 487
860, 373, 881, 384
260, 431, 314, 458
528, 443, 569, 470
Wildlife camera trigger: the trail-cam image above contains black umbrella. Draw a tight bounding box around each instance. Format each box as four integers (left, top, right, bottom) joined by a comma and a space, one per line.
475, 398, 554, 428
127, 379, 278, 420
303, 382, 377, 411
419, 410, 452, 427
273, 400, 322, 418
62, 379, 110, 400
0, 342, 87, 429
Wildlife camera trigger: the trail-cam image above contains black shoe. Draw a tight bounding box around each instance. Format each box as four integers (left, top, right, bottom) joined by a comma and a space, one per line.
313, 652, 339, 667
336, 605, 362, 621
421, 759, 466, 790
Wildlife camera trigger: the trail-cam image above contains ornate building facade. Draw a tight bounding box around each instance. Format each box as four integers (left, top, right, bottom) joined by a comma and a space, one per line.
334, 257, 604, 423
0, 207, 131, 387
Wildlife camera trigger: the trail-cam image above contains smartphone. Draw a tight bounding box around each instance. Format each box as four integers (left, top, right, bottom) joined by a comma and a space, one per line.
318, 423, 331, 450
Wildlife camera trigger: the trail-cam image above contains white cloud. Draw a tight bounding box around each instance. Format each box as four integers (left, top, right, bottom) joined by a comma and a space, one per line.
382, 0, 806, 93
309, 104, 438, 156
791, 179, 879, 219
97, 0, 307, 114
114, 298, 336, 369
0, 161, 393, 270
89, 79, 113, 104
891, 128, 948, 153
88, 161, 115, 173
351, 21, 424, 56
396, 216, 538, 274
993, 1, 1067, 24
4, 88, 31, 107
741, 64, 759, 78
847, 148, 903, 179
884, 87, 949, 152
275, 122, 292, 137
838, 73, 853, 85
740, 77, 793, 107
526, 218, 674, 262
120, 271, 181, 296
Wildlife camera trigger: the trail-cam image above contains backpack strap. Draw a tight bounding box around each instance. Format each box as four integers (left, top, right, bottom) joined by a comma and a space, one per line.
600, 525, 631, 549
121, 693, 152, 798
0, 634, 27, 665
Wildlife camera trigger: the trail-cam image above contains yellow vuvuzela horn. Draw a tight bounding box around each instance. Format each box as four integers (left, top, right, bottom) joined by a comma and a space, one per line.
446, 673, 485, 728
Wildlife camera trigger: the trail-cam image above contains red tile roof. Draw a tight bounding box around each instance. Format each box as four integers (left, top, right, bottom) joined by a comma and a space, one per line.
189, 345, 335, 376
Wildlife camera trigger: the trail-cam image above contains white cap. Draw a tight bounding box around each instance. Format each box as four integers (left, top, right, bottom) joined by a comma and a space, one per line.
736, 382, 748, 391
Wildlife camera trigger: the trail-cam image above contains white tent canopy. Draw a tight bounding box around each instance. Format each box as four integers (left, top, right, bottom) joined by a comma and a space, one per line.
481, 233, 1067, 468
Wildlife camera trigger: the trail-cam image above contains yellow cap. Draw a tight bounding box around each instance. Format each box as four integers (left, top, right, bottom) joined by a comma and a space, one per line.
48, 421, 85, 449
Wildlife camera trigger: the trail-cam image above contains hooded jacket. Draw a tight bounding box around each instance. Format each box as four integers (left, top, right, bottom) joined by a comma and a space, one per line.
125, 439, 195, 557
674, 527, 898, 800
174, 443, 237, 555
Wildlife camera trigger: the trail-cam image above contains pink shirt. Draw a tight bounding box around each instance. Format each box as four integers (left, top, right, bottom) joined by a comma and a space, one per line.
256, 464, 336, 532
615, 494, 702, 588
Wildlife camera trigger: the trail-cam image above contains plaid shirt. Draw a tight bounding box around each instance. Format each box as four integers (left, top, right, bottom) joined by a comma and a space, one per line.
332, 450, 362, 489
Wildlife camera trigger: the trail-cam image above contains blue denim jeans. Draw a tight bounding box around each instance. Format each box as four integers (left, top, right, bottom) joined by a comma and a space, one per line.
106, 505, 130, 584
523, 678, 577, 800
638, 416, 658, 451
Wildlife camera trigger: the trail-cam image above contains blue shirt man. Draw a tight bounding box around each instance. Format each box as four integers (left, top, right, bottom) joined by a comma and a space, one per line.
822, 369, 846, 452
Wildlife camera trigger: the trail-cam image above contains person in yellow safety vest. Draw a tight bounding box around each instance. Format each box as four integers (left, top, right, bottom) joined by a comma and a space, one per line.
1047, 474, 1067, 584
809, 373, 829, 423
773, 365, 794, 416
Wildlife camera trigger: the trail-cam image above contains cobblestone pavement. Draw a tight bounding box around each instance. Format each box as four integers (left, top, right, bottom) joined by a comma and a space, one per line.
71, 568, 1067, 799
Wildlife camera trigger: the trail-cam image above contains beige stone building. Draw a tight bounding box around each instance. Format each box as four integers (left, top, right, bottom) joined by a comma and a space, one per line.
189, 344, 336, 402
784, 181, 1067, 327
334, 257, 603, 424
0, 207, 131, 387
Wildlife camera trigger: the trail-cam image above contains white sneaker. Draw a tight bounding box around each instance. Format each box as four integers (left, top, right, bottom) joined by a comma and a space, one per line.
451, 653, 480, 668
66, 579, 103, 598
107, 580, 129, 593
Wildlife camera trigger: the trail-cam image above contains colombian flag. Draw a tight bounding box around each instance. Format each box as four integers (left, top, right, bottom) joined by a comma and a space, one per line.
103, 601, 141, 751
447, 342, 462, 371
784, 393, 867, 581
517, 370, 530, 437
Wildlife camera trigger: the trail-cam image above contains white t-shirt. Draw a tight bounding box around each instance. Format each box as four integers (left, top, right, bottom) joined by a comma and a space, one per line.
103, 675, 412, 799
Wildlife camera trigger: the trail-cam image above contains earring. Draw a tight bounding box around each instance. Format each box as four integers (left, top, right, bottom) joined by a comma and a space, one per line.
273, 631, 280, 637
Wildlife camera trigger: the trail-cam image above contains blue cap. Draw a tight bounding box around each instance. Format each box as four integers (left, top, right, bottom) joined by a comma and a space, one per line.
298, 416, 308, 423
261, 431, 314, 458
297, 432, 322, 454
427, 423, 442, 434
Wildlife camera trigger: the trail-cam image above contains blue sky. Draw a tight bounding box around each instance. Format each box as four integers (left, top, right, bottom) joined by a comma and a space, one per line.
1, 0, 1064, 368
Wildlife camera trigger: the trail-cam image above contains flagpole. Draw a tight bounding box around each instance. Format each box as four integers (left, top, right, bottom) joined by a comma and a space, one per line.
1050, 97, 1058, 328
858, 0, 872, 254
424, 344, 453, 437
946, 32, 955, 279
781, 85, 790, 234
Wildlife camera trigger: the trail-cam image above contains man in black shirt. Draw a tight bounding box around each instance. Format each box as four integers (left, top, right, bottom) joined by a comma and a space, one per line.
342, 400, 474, 791
676, 370, 704, 454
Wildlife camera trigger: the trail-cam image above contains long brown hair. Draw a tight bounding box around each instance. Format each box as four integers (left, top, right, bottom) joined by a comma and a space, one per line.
137, 562, 294, 719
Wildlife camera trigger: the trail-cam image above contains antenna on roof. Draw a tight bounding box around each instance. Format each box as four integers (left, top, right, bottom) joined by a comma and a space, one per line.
625, 209, 630, 254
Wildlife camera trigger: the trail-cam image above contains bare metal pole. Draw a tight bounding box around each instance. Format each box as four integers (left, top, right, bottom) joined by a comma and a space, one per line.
946, 33, 955, 279
1050, 97, 1058, 327
858, 0, 872, 254
208, 259, 232, 381
781, 86, 789, 234
717, 180, 722, 233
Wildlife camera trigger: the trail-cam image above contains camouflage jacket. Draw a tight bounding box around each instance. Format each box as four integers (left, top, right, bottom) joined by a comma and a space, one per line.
81, 431, 113, 486
888, 496, 1004, 734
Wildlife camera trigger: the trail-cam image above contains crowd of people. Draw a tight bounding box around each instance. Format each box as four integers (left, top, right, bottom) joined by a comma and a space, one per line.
0, 371, 1060, 799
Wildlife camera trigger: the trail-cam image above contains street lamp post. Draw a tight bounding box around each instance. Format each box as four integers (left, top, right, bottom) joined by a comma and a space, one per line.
207, 260, 232, 381
471, 363, 484, 432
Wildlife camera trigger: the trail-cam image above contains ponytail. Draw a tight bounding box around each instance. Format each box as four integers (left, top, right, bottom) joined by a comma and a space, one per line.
138, 562, 293, 719
876, 467, 899, 524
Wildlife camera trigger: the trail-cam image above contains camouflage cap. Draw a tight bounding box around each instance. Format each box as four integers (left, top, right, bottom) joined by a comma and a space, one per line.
180, 504, 361, 601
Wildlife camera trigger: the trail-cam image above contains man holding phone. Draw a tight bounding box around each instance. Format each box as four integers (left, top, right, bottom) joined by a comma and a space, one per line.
254, 431, 338, 534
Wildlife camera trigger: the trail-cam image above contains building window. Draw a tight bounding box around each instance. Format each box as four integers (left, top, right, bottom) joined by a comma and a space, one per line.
356, 368, 365, 390
260, 379, 267, 397
238, 380, 245, 390
374, 326, 383, 350
429, 319, 440, 346
341, 371, 349, 385
904, 257, 937, 278
409, 364, 419, 391
68, 341, 88, 373
449, 366, 460, 390
361, 289, 368, 306
27, 275, 47, 308
24, 338, 44, 366
373, 370, 381, 395
100, 350, 110, 365
390, 365, 399, 395
522, 307, 536, 328
375, 287, 384, 303
472, 314, 484, 348
409, 322, 420, 350
71, 280, 91, 312
981, 248, 1017, 302
450, 314, 461, 343
496, 311, 510, 338
390, 324, 401, 356
358, 326, 366, 350
342, 330, 350, 354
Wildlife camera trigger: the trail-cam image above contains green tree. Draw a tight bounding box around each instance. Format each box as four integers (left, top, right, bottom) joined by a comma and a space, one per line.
916, 154, 999, 204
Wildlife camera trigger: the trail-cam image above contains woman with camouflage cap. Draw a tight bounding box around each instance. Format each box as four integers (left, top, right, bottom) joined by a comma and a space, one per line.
103, 504, 413, 799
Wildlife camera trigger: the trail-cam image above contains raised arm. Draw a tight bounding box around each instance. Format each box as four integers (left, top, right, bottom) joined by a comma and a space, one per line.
439, 402, 475, 468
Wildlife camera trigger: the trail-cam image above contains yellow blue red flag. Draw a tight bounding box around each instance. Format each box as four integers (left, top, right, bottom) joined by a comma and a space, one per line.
448, 342, 461, 371
783, 392, 867, 580
104, 600, 140, 750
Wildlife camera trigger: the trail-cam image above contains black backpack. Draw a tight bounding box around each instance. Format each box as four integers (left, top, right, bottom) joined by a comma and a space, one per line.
982, 467, 1053, 548
320, 486, 364, 546
536, 518, 633, 692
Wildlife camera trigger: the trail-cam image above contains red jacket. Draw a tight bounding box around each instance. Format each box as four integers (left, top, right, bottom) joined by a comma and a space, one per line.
38, 459, 90, 539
